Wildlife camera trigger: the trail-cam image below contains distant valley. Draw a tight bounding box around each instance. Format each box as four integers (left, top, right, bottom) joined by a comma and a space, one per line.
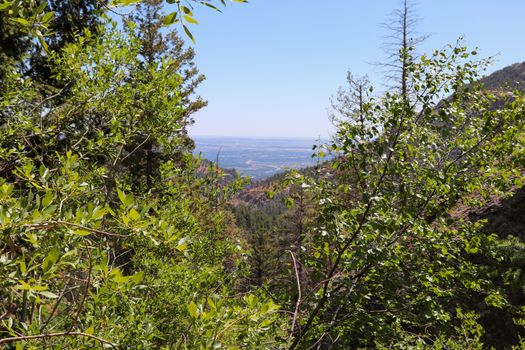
193, 136, 328, 179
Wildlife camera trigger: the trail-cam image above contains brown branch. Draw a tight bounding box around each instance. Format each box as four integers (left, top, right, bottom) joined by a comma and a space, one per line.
40, 278, 70, 332
0, 332, 116, 347
287, 251, 302, 347
67, 248, 92, 333
24, 221, 127, 237
30, 82, 71, 114
119, 134, 151, 164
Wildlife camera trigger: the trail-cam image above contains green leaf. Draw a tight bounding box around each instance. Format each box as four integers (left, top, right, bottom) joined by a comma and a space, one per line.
183, 15, 199, 25
13, 17, 29, 26
32, 209, 42, 220
0, 2, 13, 11
132, 271, 144, 284
36, 32, 49, 52
17, 281, 47, 291
43, 247, 60, 272
117, 189, 134, 207
175, 243, 188, 251
207, 297, 216, 309
110, 269, 128, 284
114, 0, 141, 5
127, 208, 140, 221
74, 230, 90, 236
36, 1, 47, 13
19, 258, 26, 275
39, 291, 59, 299
124, 192, 134, 207
117, 188, 126, 205
1, 183, 13, 196
182, 24, 195, 44
42, 192, 53, 207
92, 206, 106, 220
283, 197, 294, 208
187, 301, 198, 318
200, 2, 222, 12
180, 5, 192, 15
42, 11, 54, 24
162, 12, 177, 25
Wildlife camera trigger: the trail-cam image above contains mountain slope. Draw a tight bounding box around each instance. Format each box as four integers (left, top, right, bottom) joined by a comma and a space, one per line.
481, 61, 525, 91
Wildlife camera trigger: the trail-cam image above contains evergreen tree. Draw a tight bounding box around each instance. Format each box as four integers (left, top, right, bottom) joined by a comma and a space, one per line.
0, 23, 283, 349
0, 1, 108, 85
123, 0, 207, 188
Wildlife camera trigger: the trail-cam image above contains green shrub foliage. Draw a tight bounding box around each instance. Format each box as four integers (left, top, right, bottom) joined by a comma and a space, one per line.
283, 42, 525, 348
0, 22, 283, 349
1, 4, 525, 350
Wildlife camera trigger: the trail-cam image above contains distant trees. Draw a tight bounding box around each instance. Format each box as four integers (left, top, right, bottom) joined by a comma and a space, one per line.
234, 205, 286, 287
330, 72, 372, 127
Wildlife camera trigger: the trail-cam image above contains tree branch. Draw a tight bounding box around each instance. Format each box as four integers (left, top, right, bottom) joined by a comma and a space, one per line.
24, 221, 128, 237
287, 251, 302, 347
0, 331, 116, 347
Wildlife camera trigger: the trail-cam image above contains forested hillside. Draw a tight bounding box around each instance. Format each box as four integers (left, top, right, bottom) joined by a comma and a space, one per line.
1, 1, 525, 349
480, 62, 525, 91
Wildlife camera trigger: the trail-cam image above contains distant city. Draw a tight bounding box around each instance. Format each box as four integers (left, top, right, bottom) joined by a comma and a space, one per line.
193, 136, 329, 179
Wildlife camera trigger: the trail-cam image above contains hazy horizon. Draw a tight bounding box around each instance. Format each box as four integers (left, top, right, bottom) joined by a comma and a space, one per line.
193, 136, 328, 179
192, 134, 331, 140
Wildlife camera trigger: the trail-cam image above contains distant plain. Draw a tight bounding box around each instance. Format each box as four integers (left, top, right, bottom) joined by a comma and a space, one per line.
193, 136, 326, 179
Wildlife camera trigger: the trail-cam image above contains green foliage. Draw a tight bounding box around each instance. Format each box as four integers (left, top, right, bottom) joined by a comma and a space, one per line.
2, 1, 525, 348
0, 20, 283, 349
0, 0, 56, 51
282, 40, 525, 348
376, 310, 486, 349
0, 0, 247, 46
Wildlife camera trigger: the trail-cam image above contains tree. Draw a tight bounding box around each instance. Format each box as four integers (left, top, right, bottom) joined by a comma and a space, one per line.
0, 1, 108, 84
330, 72, 372, 127
285, 40, 525, 348
1, 0, 207, 191
122, 0, 207, 188
380, 0, 427, 100
0, 0, 247, 47
130, 0, 207, 124
0, 11, 31, 72
0, 22, 283, 349
29, 0, 108, 84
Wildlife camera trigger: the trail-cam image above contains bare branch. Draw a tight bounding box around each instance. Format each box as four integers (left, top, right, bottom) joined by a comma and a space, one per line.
24, 221, 128, 237
0, 331, 116, 347
287, 251, 303, 347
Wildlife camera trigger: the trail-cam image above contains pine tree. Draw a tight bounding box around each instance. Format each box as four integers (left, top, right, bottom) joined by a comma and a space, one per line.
123, 0, 207, 188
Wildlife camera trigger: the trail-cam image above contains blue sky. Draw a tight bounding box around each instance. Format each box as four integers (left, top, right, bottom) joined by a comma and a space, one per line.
177, 0, 525, 138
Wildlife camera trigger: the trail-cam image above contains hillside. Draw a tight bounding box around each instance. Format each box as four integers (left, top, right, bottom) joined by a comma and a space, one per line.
230, 61, 525, 208
481, 61, 525, 91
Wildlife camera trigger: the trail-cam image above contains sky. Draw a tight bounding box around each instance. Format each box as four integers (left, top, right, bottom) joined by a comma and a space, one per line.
171, 0, 525, 138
